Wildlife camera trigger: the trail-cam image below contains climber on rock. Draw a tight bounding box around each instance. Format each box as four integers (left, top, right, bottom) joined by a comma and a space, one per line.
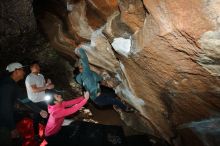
74, 46, 134, 112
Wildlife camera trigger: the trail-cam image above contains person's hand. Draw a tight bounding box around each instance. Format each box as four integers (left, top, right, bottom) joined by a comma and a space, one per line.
46, 84, 54, 89
97, 92, 101, 97
11, 129, 20, 139
40, 110, 48, 118
47, 79, 52, 84
84, 91, 89, 100
75, 44, 83, 55
75, 47, 80, 56
46, 79, 52, 87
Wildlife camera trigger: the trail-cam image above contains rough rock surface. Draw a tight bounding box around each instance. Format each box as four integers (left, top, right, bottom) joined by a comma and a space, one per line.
0, 0, 38, 68
35, 0, 220, 145
3, 0, 220, 146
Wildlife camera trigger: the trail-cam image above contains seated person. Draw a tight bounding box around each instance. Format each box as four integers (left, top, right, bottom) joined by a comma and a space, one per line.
25, 61, 54, 140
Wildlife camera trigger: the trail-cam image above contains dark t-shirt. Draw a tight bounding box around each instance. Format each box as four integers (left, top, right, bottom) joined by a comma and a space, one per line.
0, 76, 23, 130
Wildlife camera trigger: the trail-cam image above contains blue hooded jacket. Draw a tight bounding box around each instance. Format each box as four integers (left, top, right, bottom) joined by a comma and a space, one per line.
75, 48, 102, 100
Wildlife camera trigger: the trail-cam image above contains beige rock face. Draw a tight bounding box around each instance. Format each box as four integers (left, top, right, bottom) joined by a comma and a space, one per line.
143, 0, 212, 37
67, 0, 93, 40
38, 0, 220, 145
118, 0, 145, 33
40, 12, 76, 60
80, 27, 120, 72
87, 0, 118, 19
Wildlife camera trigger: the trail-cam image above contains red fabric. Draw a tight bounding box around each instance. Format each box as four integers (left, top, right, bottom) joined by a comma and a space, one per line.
16, 117, 47, 146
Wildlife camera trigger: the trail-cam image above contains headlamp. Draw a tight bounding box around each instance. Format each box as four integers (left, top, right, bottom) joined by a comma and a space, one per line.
45, 95, 52, 101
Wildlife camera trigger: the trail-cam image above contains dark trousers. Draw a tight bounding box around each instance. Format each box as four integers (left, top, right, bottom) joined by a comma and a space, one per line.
93, 86, 127, 110
0, 127, 22, 146
32, 101, 47, 136
46, 124, 81, 146
46, 122, 125, 146
0, 127, 12, 146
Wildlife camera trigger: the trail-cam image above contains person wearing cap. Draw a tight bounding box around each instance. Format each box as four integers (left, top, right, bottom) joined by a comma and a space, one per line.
25, 61, 54, 140
0, 62, 25, 145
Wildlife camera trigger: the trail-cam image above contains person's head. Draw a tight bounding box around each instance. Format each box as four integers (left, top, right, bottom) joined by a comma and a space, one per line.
73, 60, 83, 78
6, 62, 26, 82
47, 94, 63, 106
30, 61, 40, 73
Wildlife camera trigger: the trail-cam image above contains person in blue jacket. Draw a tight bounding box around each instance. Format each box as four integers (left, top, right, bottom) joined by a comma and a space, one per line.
74, 47, 134, 112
